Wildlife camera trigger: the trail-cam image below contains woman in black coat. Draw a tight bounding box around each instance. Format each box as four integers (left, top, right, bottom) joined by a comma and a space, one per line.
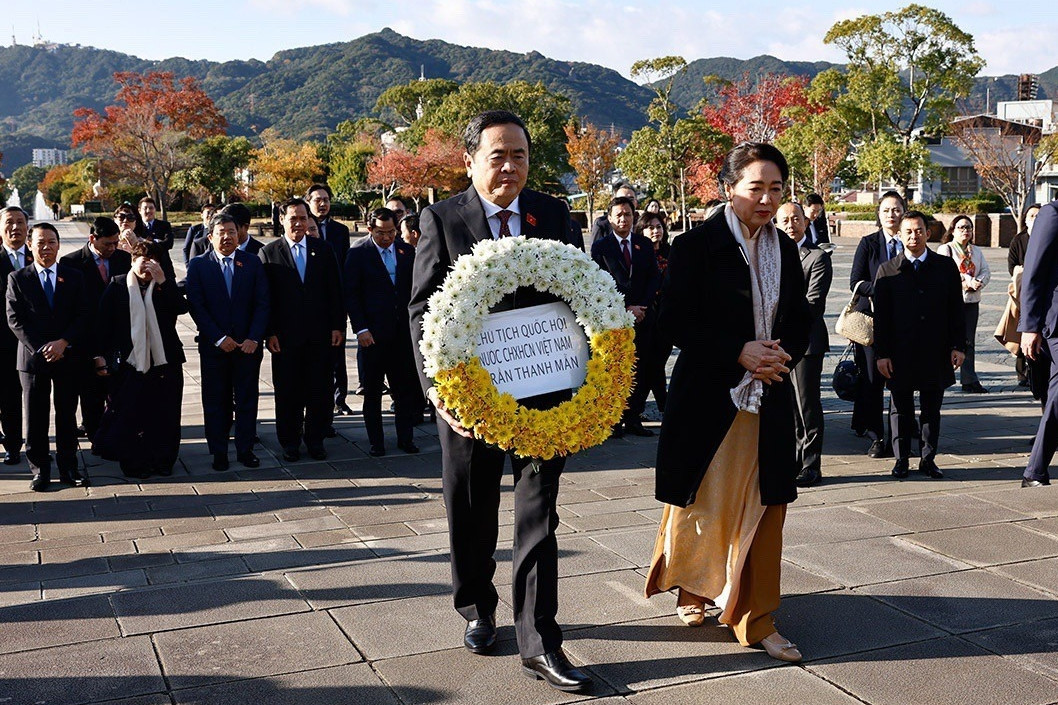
644, 143, 811, 663
94, 242, 188, 478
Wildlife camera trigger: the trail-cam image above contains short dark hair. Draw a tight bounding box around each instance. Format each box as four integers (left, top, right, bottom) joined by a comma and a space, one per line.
1027, 203, 1042, 214
900, 210, 928, 231
138, 196, 156, 208
306, 183, 332, 199
31, 222, 60, 240
279, 198, 309, 217
805, 193, 824, 207
202, 203, 218, 212
369, 207, 397, 226
463, 110, 531, 155
876, 190, 907, 227
129, 241, 153, 258
90, 217, 120, 239
608, 196, 636, 214
385, 196, 406, 209
718, 142, 790, 188
208, 212, 238, 233
219, 202, 252, 227
400, 213, 420, 233
0, 206, 28, 221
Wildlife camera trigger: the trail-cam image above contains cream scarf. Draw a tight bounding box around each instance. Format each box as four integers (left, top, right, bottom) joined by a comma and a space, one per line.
127, 272, 167, 372
725, 204, 782, 414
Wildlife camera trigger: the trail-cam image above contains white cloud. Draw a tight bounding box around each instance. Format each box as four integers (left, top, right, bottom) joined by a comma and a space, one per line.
975, 26, 1058, 75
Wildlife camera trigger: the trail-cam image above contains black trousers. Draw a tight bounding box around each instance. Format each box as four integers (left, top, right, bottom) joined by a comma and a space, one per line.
111, 364, 184, 474
438, 419, 565, 658
200, 348, 262, 455
643, 323, 671, 412
889, 386, 944, 462
361, 338, 417, 450
332, 343, 348, 407
0, 347, 22, 454
78, 357, 107, 439
271, 342, 333, 450
852, 342, 887, 440
791, 353, 825, 476
22, 359, 79, 475
1025, 336, 1058, 481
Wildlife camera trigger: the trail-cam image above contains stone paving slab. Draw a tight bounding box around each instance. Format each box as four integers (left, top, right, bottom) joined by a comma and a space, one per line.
904, 522, 1058, 567
963, 616, 1058, 680
155, 611, 362, 690
110, 575, 310, 635
0, 636, 164, 705
784, 536, 974, 587
285, 554, 452, 610
626, 666, 864, 705
0, 594, 120, 654
171, 663, 402, 705
808, 636, 1058, 705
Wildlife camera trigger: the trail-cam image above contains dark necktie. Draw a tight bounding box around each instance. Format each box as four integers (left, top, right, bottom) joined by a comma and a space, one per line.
888, 239, 898, 260
222, 257, 233, 295
42, 268, 54, 307
912, 258, 921, 271
97, 258, 108, 282
621, 239, 632, 270
497, 210, 513, 238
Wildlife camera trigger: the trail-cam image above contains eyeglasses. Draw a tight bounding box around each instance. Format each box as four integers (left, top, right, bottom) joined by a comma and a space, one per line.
117, 214, 136, 221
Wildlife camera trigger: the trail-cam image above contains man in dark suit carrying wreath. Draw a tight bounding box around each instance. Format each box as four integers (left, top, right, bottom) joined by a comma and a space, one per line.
409, 110, 591, 693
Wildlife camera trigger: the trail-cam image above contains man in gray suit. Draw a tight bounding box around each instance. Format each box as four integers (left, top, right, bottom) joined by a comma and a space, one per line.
777, 202, 832, 486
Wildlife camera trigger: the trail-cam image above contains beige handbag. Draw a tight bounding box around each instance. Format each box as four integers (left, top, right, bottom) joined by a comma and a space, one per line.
835, 281, 874, 346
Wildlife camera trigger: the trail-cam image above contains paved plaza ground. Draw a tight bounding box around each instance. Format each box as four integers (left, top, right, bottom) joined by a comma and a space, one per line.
1, 223, 1057, 705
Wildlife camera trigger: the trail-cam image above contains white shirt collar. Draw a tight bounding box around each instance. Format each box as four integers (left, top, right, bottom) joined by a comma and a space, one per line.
285, 235, 306, 252
478, 194, 521, 219
33, 261, 55, 276
796, 236, 808, 249
909, 249, 928, 264
237, 239, 249, 251
3, 244, 26, 259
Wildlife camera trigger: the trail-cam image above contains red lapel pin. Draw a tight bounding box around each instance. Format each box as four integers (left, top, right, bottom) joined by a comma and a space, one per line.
526, 213, 537, 227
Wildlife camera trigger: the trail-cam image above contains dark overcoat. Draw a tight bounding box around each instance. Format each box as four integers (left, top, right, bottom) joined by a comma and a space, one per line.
654, 208, 811, 507
872, 250, 966, 391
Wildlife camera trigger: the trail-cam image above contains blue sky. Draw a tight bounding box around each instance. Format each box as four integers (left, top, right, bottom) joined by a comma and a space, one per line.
8, 1, 1055, 78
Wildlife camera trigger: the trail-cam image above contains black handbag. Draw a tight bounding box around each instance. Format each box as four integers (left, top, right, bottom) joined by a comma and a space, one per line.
831, 343, 861, 402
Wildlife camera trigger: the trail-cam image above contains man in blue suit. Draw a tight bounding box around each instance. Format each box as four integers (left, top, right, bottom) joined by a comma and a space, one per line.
186, 212, 270, 471
591, 195, 660, 437
344, 207, 419, 456
1019, 198, 1058, 487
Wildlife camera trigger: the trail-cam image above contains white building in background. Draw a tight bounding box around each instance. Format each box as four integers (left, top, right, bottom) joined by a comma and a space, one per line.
32, 148, 68, 168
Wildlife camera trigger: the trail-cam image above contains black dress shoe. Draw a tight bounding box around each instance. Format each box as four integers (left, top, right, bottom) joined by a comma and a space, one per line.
324, 426, 338, 438
29, 473, 50, 492
237, 451, 260, 468
212, 453, 230, 471
610, 423, 624, 439
521, 649, 592, 692
868, 439, 893, 458
623, 422, 655, 437
76, 425, 88, 438
59, 469, 90, 487
1022, 477, 1051, 487
397, 441, 420, 454
891, 458, 910, 478
307, 446, 327, 461
369, 446, 386, 457
282, 447, 300, 462
335, 403, 354, 416
962, 382, 988, 393
3, 451, 21, 466
919, 458, 943, 479
156, 465, 173, 477
463, 615, 496, 654
795, 468, 822, 487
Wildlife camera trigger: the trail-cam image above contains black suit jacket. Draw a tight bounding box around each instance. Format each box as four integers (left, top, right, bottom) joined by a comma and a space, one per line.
873, 250, 965, 391
798, 241, 833, 355
654, 208, 811, 507
259, 236, 344, 346
183, 223, 206, 264
808, 214, 830, 245
6, 264, 88, 372
143, 219, 174, 250
590, 215, 613, 245
1020, 200, 1058, 337
0, 248, 32, 352
60, 245, 133, 355
186, 249, 270, 352
97, 277, 188, 365
591, 232, 660, 310
320, 218, 351, 268
849, 229, 900, 313
409, 186, 574, 395
345, 236, 414, 345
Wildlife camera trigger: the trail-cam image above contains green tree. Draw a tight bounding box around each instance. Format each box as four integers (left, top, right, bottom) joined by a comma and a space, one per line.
375, 78, 459, 126
9, 164, 48, 201
174, 135, 254, 204
411, 81, 573, 190
823, 4, 985, 196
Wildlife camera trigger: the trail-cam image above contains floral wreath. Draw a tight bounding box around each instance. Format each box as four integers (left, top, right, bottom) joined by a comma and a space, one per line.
420, 236, 636, 460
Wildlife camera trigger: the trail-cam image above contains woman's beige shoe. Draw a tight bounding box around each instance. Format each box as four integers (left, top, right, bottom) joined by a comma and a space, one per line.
676, 589, 706, 627
760, 632, 802, 663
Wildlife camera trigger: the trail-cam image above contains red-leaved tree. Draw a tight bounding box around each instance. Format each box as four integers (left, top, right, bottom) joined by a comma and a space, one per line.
72, 71, 227, 217
367, 129, 467, 208
701, 74, 819, 144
